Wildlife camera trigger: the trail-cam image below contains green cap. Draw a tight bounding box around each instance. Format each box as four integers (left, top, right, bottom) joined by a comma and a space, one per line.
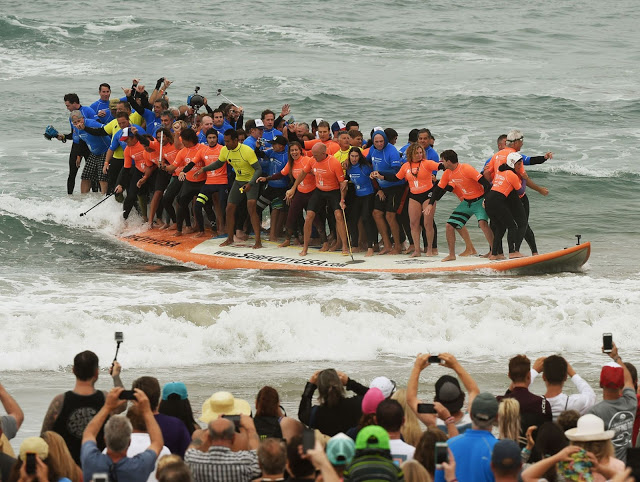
355, 425, 390, 451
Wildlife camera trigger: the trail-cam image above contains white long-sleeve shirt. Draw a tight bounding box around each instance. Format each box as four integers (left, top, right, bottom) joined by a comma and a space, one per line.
530, 369, 596, 420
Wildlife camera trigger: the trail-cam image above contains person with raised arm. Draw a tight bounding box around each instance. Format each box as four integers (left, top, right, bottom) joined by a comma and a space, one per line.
81, 387, 163, 482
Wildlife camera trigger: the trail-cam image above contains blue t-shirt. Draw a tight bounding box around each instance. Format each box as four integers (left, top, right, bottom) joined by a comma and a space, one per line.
348, 163, 375, 197
69, 105, 97, 144
435, 429, 497, 482
90, 99, 114, 124
244, 136, 259, 150
142, 109, 163, 137
109, 124, 146, 151
261, 128, 282, 149
77, 118, 111, 155
263, 148, 289, 188
80, 440, 156, 482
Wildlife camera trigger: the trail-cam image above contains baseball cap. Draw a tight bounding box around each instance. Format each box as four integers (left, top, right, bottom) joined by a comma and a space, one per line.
355, 425, 390, 451
506, 152, 523, 169
20, 437, 49, 462
491, 439, 522, 470
361, 387, 385, 415
506, 130, 523, 142
331, 120, 346, 133
254, 119, 264, 128
326, 433, 356, 466
162, 382, 188, 401
271, 135, 288, 146
120, 127, 132, 140
369, 377, 396, 398
434, 375, 464, 414
470, 392, 499, 422
600, 362, 624, 389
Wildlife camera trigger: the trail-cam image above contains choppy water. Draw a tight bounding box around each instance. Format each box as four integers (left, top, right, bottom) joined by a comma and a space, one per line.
1, 0, 639, 444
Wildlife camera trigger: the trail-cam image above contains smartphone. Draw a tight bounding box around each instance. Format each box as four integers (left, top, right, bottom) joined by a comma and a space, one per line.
626, 448, 640, 479
222, 415, 241, 432
417, 403, 437, 414
603, 333, 613, 353
115, 332, 124, 343
428, 355, 442, 364
26, 453, 37, 475
302, 427, 315, 453
435, 442, 448, 468
92, 474, 108, 482
118, 390, 136, 400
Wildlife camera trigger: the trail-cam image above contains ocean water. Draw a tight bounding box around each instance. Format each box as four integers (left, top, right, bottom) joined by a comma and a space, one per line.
1, 0, 639, 445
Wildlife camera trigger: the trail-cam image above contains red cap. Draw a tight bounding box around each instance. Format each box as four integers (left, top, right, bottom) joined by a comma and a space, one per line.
600, 365, 624, 389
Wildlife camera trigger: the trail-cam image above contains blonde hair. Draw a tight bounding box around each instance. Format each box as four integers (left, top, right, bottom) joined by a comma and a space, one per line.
402, 459, 433, 482
498, 398, 522, 443
42, 431, 82, 482
405, 143, 425, 163
156, 454, 184, 479
392, 389, 423, 446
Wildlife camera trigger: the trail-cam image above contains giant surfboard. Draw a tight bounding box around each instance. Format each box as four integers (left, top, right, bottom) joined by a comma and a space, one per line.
119, 230, 590, 275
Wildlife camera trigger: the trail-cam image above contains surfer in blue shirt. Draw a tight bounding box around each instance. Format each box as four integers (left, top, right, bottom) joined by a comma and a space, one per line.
209, 109, 230, 144
197, 116, 216, 145
260, 109, 283, 149
399, 129, 420, 158
346, 148, 379, 257
256, 136, 290, 241
70, 111, 111, 194
90, 83, 114, 125
367, 130, 404, 255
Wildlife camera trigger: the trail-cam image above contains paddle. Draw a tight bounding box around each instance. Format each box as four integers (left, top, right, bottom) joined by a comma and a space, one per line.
341, 206, 365, 264
79, 192, 114, 217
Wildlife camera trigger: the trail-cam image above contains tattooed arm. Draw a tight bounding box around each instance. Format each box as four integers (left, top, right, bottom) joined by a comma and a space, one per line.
41, 393, 64, 434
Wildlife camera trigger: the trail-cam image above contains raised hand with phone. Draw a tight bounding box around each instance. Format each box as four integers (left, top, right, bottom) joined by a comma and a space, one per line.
407, 352, 480, 435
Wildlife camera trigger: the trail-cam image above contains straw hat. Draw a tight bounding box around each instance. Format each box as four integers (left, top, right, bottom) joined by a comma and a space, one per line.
565, 414, 614, 441
200, 392, 251, 423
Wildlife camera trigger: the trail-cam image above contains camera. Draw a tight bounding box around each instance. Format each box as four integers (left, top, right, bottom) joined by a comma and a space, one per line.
188, 86, 204, 109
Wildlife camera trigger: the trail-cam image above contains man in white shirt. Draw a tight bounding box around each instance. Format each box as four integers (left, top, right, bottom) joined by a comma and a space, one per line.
530, 355, 596, 420
375, 399, 415, 466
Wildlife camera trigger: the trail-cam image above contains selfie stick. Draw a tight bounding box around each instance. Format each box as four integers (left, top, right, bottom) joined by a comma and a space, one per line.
113, 340, 122, 362
158, 130, 164, 169
79, 193, 114, 217
216, 89, 237, 107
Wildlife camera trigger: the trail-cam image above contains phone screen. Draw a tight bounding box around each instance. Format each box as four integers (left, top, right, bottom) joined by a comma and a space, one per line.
302, 427, 315, 453
417, 403, 437, 414
26, 453, 37, 475
118, 390, 136, 400
435, 443, 448, 465
222, 415, 241, 432
603, 333, 613, 352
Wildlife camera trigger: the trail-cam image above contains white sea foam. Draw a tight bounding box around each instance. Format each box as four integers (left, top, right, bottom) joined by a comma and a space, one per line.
84, 17, 142, 34
0, 47, 98, 81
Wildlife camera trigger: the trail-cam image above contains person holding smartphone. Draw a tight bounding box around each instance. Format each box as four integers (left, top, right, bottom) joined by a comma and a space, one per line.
407, 352, 480, 435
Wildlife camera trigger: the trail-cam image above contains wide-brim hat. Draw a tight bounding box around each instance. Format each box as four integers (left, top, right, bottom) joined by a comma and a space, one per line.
565, 414, 614, 441
200, 391, 251, 423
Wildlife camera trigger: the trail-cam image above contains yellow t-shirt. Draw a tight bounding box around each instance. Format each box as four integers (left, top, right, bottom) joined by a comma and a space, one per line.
219, 144, 259, 182
104, 112, 144, 159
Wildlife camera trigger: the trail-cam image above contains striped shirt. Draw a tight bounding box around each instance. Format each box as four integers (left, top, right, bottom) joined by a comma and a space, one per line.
185, 446, 261, 482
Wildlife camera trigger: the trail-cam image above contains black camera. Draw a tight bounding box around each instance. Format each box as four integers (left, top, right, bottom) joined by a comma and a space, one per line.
188, 86, 204, 109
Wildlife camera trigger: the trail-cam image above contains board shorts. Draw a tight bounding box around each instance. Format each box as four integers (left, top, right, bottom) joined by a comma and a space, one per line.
228, 180, 259, 205
373, 185, 404, 212
307, 188, 341, 213
81, 153, 107, 182
257, 186, 289, 211
447, 197, 488, 229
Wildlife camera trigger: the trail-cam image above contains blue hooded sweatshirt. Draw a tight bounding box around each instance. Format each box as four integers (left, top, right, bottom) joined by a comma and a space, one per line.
366, 130, 404, 188
76, 118, 111, 155
262, 147, 290, 189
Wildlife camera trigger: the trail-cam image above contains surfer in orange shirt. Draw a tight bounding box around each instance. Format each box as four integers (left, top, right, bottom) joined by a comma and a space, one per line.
303, 121, 340, 155
292, 144, 348, 256
425, 150, 494, 262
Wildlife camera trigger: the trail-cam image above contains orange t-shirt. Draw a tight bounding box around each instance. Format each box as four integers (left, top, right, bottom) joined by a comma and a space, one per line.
491, 169, 522, 197
161, 144, 180, 176
485, 147, 525, 179
438, 163, 485, 201
303, 138, 340, 155
396, 160, 440, 194
124, 142, 150, 173
303, 155, 344, 191
282, 156, 316, 194
194, 144, 226, 185
172, 144, 206, 183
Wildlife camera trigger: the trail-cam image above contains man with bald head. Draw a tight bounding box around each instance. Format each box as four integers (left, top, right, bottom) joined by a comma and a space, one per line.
287, 142, 348, 256
185, 415, 261, 482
